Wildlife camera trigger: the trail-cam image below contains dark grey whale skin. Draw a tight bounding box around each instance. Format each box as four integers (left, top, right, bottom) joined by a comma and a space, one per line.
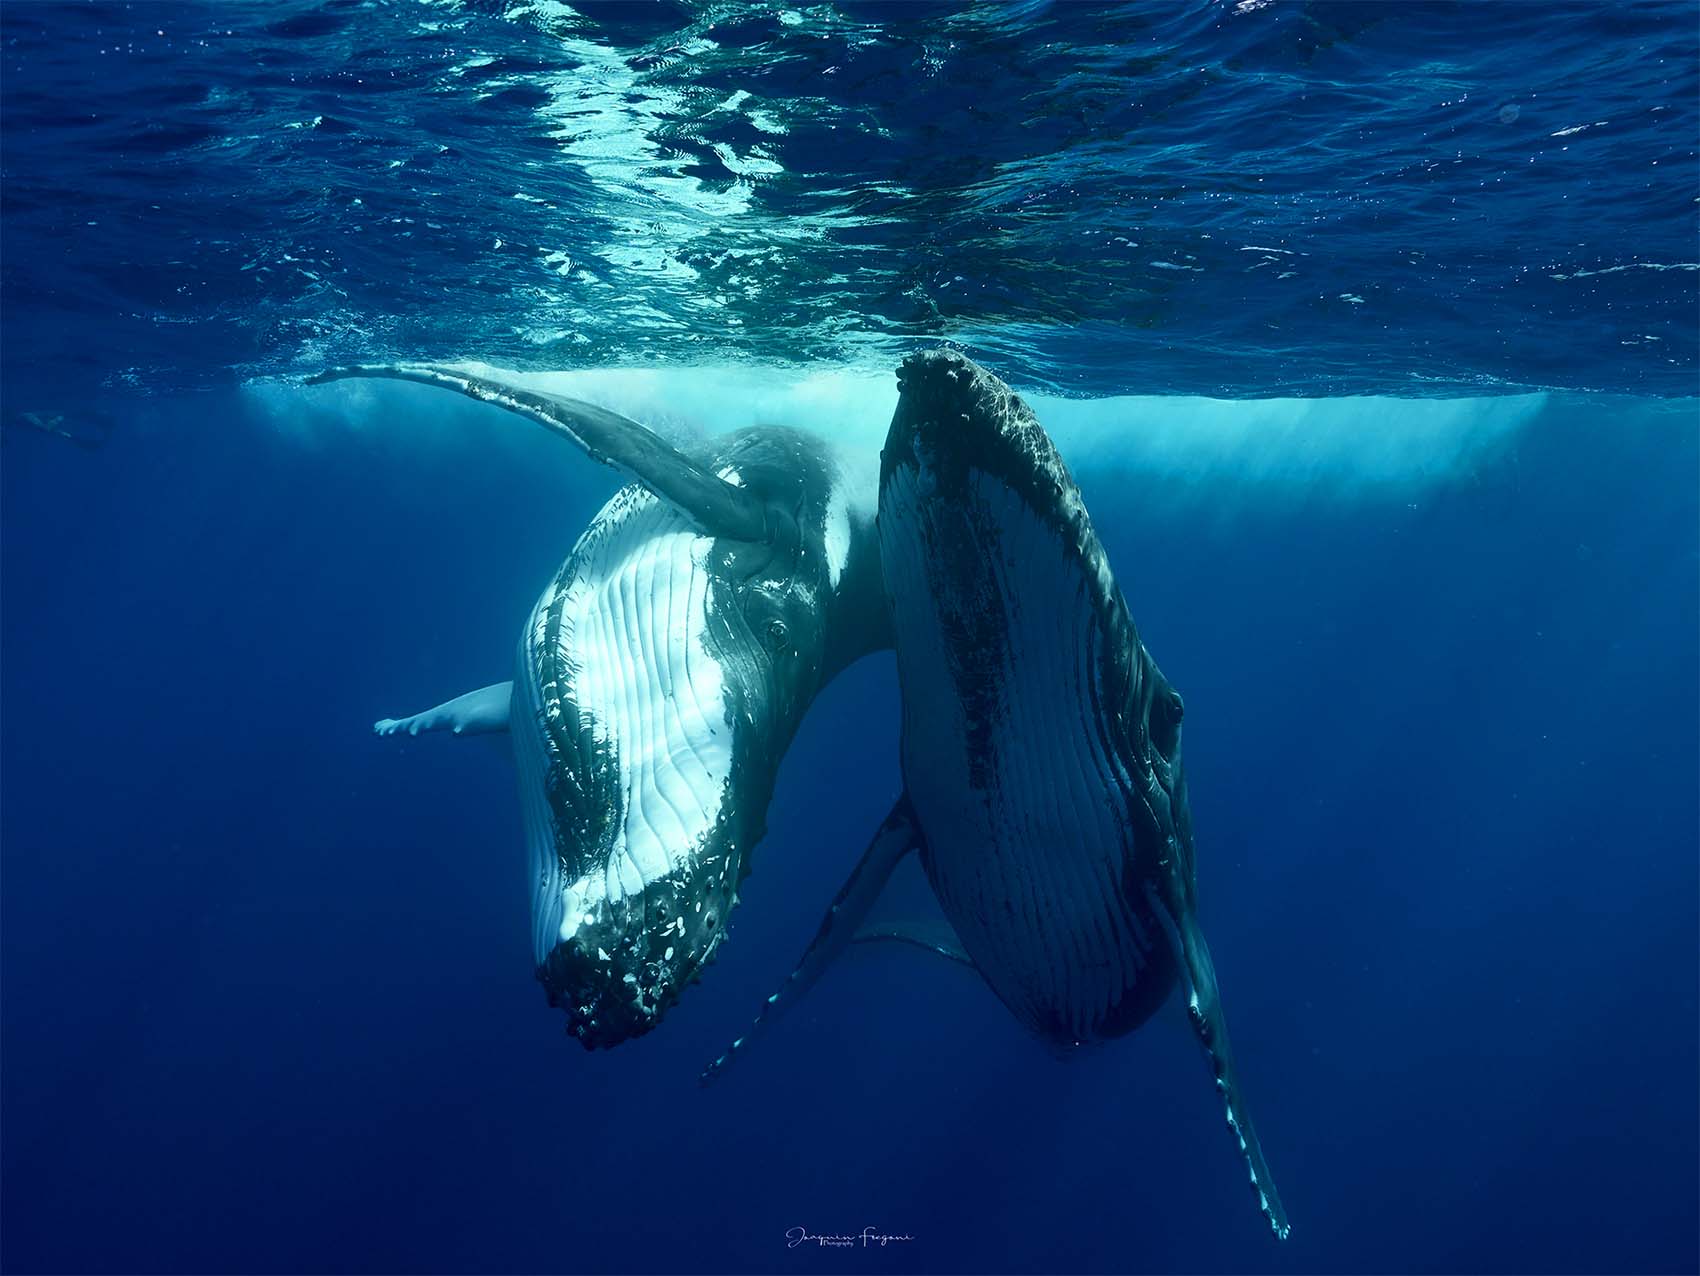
308, 365, 888, 1050
705, 351, 1290, 1242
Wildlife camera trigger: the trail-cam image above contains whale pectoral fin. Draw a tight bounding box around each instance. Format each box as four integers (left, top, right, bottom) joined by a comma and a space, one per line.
1174, 908, 1292, 1242
374, 681, 513, 739
306, 365, 768, 542
850, 919, 975, 968
700, 794, 922, 1085
848, 850, 974, 966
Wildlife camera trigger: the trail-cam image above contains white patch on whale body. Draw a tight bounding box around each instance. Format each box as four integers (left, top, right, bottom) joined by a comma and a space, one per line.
823, 481, 852, 589
516, 484, 732, 966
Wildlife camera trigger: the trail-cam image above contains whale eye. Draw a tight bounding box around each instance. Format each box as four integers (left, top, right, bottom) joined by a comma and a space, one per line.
766, 618, 789, 650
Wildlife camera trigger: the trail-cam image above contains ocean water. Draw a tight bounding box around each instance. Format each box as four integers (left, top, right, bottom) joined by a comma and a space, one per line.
1, 3, 1696, 1274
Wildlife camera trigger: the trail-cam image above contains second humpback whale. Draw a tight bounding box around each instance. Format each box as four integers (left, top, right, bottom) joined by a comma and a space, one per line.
308, 366, 887, 1049
705, 352, 1291, 1240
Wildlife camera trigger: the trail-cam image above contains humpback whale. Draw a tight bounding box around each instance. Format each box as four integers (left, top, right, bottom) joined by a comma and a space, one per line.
703, 352, 1290, 1240
308, 366, 887, 1049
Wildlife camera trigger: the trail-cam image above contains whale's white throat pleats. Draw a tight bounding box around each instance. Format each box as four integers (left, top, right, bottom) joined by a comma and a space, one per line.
515, 484, 732, 968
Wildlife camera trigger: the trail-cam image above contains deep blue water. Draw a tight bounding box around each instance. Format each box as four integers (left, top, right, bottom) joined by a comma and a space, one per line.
2, 3, 1697, 1274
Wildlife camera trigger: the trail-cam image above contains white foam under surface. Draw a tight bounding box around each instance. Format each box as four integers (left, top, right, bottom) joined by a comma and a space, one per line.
263, 361, 1551, 499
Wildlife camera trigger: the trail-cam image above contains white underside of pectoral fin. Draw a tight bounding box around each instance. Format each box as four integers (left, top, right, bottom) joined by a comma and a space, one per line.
374, 680, 514, 738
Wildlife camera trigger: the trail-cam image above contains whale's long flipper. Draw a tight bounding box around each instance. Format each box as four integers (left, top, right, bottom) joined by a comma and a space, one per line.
1156, 887, 1291, 1242
306, 365, 770, 542
851, 919, 973, 967
701, 795, 924, 1085
375, 681, 513, 738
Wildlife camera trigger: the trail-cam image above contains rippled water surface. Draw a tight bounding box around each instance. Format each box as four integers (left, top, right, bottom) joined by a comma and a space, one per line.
3, 0, 1696, 403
